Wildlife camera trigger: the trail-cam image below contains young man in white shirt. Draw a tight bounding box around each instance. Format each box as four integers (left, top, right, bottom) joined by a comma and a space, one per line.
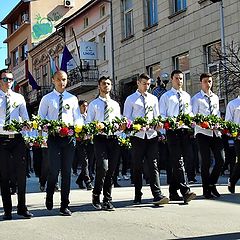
160, 70, 196, 203
124, 73, 169, 206
0, 69, 33, 220
191, 73, 224, 199
38, 70, 83, 216
86, 76, 121, 211
225, 96, 240, 193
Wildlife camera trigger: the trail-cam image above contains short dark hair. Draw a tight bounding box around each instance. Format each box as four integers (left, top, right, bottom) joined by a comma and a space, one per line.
138, 73, 150, 81
200, 73, 212, 82
79, 99, 88, 106
0, 68, 11, 78
98, 76, 111, 84
171, 70, 183, 79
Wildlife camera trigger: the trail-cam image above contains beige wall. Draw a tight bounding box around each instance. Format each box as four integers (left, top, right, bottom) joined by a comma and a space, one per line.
113, 0, 240, 98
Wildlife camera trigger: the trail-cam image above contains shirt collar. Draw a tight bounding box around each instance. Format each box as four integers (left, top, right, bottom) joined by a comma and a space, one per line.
136, 90, 148, 97
0, 89, 13, 97
99, 96, 111, 102
200, 89, 213, 98
171, 87, 182, 95
53, 89, 65, 96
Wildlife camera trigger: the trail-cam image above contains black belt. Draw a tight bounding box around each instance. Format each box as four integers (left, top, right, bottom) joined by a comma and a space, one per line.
0, 133, 21, 139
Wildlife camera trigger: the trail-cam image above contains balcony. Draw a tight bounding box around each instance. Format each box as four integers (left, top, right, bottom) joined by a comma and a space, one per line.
26, 86, 52, 105
66, 65, 99, 94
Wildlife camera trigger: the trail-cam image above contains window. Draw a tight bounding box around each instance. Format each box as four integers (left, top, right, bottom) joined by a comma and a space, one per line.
99, 33, 107, 61
147, 63, 161, 80
12, 48, 19, 67
13, 20, 20, 31
143, 0, 158, 28
173, 0, 187, 13
100, 4, 106, 18
173, 53, 191, 92
84, 17, 89, 28
122, 0, 134, 38
42, 64, 48, 86
21, 42, 28, 61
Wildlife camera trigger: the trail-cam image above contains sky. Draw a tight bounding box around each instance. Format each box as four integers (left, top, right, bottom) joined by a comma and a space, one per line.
0, 0, 20, 70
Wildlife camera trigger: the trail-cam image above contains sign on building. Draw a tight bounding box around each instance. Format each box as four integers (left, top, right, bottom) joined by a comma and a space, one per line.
79, 42, 98, 60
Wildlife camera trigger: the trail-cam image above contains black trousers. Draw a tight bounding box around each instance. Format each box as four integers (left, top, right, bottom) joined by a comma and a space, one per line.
75, 141, 91, 184
0, 135, 27, 213
92, 136, 120, 202
32, 147, 42, 177
40, 148, 49, 187
230, 139, 240, 185
130, 136, 162, 198
196, 133, 224, 190
166, 130, 190, 195
46, 136, 75, 208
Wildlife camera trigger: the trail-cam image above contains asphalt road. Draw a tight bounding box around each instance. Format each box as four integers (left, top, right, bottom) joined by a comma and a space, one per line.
0, 173, 240, 240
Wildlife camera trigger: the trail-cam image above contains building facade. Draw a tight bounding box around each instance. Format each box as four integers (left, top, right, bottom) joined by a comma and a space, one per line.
112, 0, 240, 110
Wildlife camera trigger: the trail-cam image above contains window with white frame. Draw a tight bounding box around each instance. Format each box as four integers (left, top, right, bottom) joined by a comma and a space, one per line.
122, 0, 134, 38
12, 48, 19, 67
173, 0, 187, 13
173, 53, 191, 92
143, 0, 158, 28
99, 33, 107, 61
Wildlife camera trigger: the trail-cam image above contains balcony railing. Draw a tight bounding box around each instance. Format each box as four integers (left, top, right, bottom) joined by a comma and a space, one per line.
67, 65, 99, 88
26, 86, 52, 105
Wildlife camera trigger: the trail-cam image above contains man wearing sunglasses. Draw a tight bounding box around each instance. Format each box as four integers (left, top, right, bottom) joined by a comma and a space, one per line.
0, 69, 33, 220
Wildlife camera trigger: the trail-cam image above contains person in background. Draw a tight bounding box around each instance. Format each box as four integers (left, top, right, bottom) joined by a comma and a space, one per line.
0, 68, 33, 220
225, 95, 240, 194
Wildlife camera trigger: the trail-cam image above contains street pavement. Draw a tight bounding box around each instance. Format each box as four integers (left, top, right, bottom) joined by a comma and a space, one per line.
0, 173, 240, 240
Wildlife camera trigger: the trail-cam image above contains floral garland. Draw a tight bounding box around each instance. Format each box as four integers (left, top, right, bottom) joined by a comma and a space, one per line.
3, 114, 240, 148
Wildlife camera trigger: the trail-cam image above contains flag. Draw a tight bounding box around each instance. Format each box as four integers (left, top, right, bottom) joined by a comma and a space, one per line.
28, 71, 41, 90
60, 45, 73, 72
50, 56, 58, 77
12, 80, 20, 92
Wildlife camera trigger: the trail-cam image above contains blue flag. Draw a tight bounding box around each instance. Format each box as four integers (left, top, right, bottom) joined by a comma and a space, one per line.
60, 45, 73, 72
28, 71, 41, 90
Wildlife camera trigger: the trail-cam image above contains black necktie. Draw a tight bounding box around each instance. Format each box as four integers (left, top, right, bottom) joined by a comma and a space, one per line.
177, 91, 183, 115
104, 100, 110, 121
58, 94, 63, 121
206, 95, 213, 115
5, 95, 11, 124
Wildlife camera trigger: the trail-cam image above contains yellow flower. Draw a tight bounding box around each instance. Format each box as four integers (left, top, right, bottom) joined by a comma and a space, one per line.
133, 124, 141, 131
178, 120, 184, 126
96, 122, 105, 130
74, 125, 83, 133
232, 132, 238, 137
32, 120, 38, 130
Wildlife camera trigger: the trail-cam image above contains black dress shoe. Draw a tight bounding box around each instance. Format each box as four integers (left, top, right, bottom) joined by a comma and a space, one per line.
183, 191, 196, 203
2, 213, 12, 220
210, 185, 221, 198
60, 208, 72, 216
153, 195, 169, 205
228, 178, 235, 194
92, 194, 102, 210
17, 210, 33, 219
170, 193, 183, 201
86, 182, 93, 191
45, 196, 53, 210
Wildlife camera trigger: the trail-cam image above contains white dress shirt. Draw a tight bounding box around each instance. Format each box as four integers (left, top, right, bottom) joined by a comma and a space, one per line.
0, 89, 29, 135
123, 90, 159, 139
159, 87, 192, 118
225, 96, 240, 124
38, 89, 83, 125
191, 90, 221, 137
86, 96, 121, 123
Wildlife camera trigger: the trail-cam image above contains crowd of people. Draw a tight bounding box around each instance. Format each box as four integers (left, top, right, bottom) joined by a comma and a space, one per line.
0, 68, 239, 221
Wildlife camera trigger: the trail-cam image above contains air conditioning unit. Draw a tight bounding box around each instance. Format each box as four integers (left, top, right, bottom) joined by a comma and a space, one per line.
22, 14, 29, 22
5, 58, 11, 66
64, 0, 75, 8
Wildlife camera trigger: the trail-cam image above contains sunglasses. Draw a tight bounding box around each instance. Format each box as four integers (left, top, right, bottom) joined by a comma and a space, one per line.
1, 77, 14, 82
